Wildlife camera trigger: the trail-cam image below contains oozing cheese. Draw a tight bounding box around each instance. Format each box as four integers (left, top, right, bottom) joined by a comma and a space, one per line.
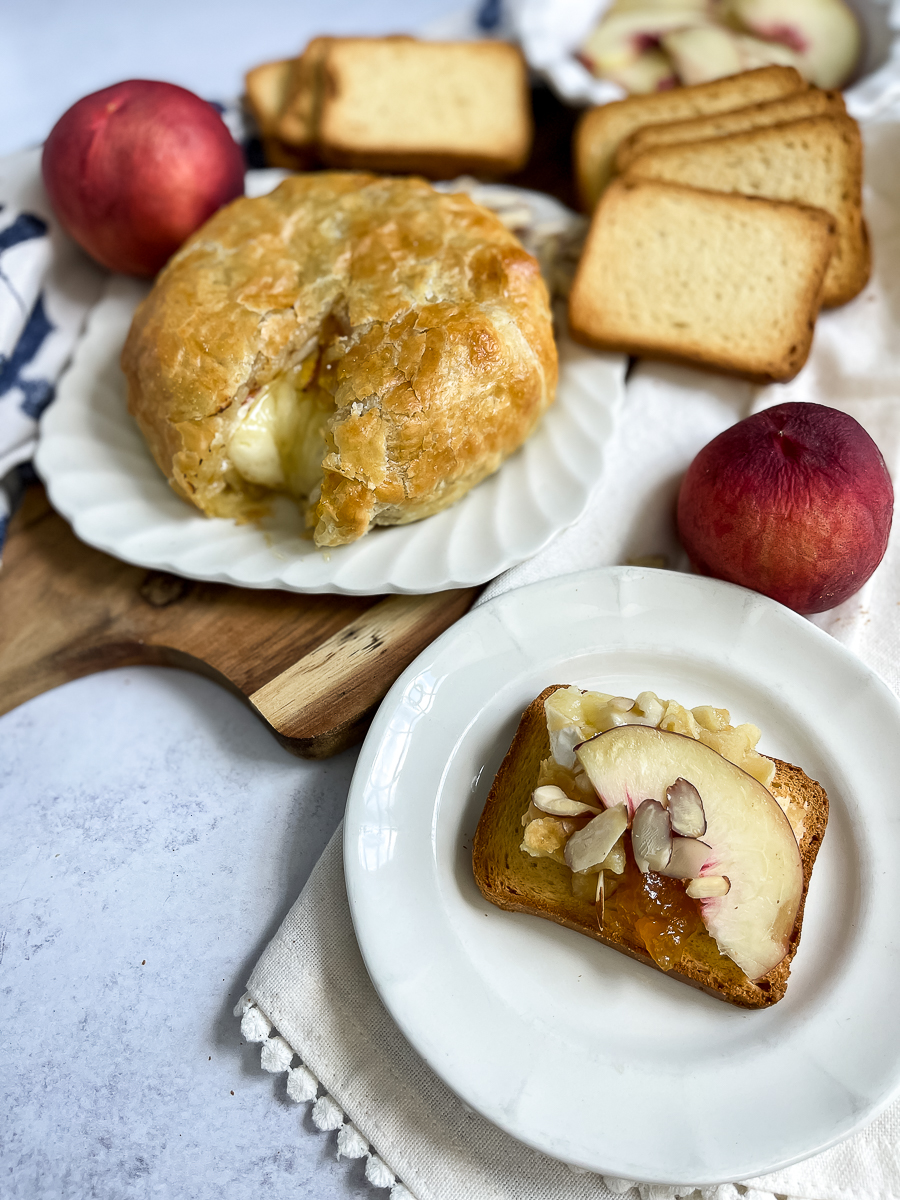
227, 354, 332, 500
543, 686, 776, 789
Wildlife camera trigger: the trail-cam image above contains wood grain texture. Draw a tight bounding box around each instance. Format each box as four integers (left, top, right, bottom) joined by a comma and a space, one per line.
0, 487, 479, 757
249, 591, 474, 755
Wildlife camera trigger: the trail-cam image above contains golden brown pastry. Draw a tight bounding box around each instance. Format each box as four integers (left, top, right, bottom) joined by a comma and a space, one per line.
122, 172, 557, 546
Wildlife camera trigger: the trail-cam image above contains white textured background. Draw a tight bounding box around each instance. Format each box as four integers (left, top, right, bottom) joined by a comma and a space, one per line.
0, 667, 374, 1198
0, 0, 465, 156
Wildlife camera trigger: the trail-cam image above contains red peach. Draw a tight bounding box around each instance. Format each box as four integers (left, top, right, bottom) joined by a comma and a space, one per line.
677, 402, 894, 614
42, 79, 245, 278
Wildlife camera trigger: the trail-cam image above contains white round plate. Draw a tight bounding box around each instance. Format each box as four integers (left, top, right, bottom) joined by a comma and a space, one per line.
35, 181, 623, 596
344, 567, 900, 1184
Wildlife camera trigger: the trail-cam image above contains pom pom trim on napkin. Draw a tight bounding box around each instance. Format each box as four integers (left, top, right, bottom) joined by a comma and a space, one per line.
234, 992, 417, 1200
234, 991, 793, 1200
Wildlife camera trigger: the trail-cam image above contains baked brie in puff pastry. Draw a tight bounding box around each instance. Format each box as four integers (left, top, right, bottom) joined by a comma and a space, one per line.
122, 172, 558, 546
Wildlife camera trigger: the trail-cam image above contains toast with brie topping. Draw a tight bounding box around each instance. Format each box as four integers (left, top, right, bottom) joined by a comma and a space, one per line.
472, 685, 829, 1008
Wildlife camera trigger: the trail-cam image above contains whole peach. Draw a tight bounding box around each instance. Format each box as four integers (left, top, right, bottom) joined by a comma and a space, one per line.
42, 79, 245, 277
677, 403, 893, 614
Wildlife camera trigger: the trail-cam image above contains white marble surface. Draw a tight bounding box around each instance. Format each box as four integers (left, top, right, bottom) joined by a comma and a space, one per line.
0, 3, 465, 1195
0, 666, 375, 1198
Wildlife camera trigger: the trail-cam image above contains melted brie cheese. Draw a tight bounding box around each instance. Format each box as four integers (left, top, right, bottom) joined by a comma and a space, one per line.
227, 355, 332, 499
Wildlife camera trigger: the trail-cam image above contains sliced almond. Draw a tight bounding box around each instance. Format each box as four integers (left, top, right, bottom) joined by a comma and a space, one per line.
564, 803, 629, 874
666, 777, 707, 837
532, 784, 602, 818
632, 798, 672, 873
659, 835, 710, 879
686, 875, 731, 899
600, 834, 626, 876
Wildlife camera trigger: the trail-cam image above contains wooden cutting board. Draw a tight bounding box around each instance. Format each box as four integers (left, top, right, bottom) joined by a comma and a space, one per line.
0, 486, 479, 757
0, 90, 577, 757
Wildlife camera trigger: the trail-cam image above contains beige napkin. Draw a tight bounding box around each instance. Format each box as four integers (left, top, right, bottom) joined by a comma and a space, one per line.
237, 107, 900, 1199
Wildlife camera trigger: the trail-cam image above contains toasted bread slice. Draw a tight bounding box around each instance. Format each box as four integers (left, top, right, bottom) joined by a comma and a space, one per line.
574, 65, 805, 211
567, 178, 835, 383
245, 59, 293, 131
272, 37, 332, 167
314, 38, 532, 177
615, 87, 846, 174
622, 113, 869, 307
473, 686, 829, 1009
244, 57, 313, 170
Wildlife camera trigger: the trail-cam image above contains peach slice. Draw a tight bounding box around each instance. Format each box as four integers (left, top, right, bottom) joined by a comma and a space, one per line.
728, 0, 861, 87
605, 47, 678, 93
661, 25, 743, 83
581, 5, 711, 84
575, 726, 803, 979
731, 32, 803, 72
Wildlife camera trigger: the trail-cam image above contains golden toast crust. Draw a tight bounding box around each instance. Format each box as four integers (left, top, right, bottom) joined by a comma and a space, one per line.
614, 87, 846, 175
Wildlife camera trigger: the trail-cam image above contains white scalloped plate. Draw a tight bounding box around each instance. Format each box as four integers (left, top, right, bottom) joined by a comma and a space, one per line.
345, 568, 900, 1183
35, 181, 625, 596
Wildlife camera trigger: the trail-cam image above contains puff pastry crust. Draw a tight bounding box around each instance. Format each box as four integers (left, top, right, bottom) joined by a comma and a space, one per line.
122, 172, 558, 546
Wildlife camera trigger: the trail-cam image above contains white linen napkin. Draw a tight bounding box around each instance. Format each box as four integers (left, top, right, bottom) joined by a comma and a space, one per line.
237, 96, 900, 1200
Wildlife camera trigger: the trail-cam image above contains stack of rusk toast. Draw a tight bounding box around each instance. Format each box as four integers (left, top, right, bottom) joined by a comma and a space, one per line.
244, 36, 532, 178
569, 65, 869, 383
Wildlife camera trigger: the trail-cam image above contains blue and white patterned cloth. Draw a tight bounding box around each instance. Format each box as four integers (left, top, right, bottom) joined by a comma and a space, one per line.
0, 150, 106, 557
